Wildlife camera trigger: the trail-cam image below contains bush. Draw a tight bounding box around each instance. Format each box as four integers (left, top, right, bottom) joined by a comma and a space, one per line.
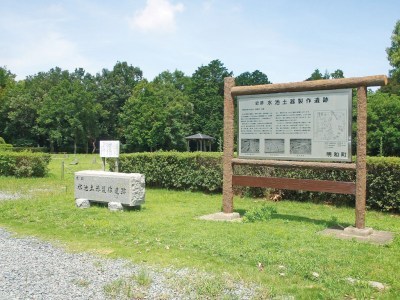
0, 152, 51, 177
243, 204, 277, 222
110, 152, 223, 192
0, 137, 5, 144
12, 147, 48, 153
367, 156, 400, 212
0, 144, 13, 152
115, 152, 400, 213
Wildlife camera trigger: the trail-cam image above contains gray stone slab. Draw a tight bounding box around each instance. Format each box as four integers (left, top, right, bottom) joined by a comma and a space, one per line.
319, 226, 394, 245
108, 202, 123, 211
74, 171, 145, 206
75, 198, 90, 209
198, 212, 241, 222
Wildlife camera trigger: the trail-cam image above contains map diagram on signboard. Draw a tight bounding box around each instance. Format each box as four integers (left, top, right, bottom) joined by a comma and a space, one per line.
314, 111, 347, 141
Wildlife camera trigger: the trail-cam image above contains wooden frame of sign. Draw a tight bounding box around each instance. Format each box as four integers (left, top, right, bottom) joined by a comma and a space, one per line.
223, 75, 387, 229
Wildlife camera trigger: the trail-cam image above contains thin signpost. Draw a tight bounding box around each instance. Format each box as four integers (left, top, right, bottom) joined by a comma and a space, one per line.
223, 75, 387, 229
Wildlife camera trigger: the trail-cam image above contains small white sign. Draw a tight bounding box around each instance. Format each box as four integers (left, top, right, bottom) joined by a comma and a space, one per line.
100, 140, 120, 158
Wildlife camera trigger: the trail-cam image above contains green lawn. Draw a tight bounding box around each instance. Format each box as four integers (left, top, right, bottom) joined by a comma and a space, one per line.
0, 154, 399, 299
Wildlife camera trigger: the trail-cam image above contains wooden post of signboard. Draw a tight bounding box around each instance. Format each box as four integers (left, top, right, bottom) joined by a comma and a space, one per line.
355, 86, 367, 229
222, 77, 235, 213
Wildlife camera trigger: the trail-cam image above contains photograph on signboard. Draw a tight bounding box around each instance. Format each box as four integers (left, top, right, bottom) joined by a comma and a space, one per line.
240, 139, 260, 153
264, 139, 285, 153
290, 139, 312, 154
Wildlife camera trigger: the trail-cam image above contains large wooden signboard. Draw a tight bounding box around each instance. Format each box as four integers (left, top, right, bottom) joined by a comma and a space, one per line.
238, 89, 352, 162
223, 76, 388, 229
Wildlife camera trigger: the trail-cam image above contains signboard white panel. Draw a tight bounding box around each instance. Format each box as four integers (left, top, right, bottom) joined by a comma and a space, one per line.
100, 140, 120, 158
238, 89, 352, 162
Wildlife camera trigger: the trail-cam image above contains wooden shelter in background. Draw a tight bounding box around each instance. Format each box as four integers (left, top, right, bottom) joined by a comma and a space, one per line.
185, 133, 214, 152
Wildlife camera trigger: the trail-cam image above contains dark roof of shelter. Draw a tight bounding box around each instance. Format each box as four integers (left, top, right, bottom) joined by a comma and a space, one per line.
185, 133, 215, 140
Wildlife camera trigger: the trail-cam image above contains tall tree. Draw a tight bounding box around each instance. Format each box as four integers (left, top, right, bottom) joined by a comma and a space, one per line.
382, 20, 400, 95
152, 69, 191, 93
367, 91, 400, 156
95, 62, 143, 139
330, 69, 345, 79
119, 79, 192, 151
306, 69, 330, 81
0, 67, 16, 140
35, 69, 101, 153
189, 60, 233, 139
235, 70, 271, 86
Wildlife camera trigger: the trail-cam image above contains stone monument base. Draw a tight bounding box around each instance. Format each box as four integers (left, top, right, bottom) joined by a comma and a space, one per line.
319, 226, 394, 245
198, 212, 241, 222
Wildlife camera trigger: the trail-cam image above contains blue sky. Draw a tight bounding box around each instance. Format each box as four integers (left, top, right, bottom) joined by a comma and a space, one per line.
1, 0, 399, 83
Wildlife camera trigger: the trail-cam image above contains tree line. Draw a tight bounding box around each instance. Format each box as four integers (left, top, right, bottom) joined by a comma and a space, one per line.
1, 20, 400, 156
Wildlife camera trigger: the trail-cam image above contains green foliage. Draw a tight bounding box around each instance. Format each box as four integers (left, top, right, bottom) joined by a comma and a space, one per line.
235, 70, 271, 86
386, 20, 400, 77
190, 59, 233, 139
12, 147, 48, 153
0, 137, 6, 144
381, 20, 400, 95
0, 143, 13, 151
112, 152, 223, 192
243, 204, 277, 222
306, 68, 344, 81
95, 62, 143, 138
119, 80, 192, 151
0, 152, 51, 177
367, 92, 400, 155
116, 153, 400, 212
366, 156, 400, 212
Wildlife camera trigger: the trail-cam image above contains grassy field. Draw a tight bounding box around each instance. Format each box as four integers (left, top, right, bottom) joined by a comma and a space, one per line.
0, 154, 399, 299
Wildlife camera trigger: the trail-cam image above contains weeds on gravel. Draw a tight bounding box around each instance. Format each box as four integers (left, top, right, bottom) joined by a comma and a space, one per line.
134, 269, 152, 287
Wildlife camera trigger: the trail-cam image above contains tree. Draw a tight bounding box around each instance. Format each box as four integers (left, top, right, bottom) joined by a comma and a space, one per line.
189, 60, 233, 139
306, 68, 344, 81
306, 69, 329, 81
235, 70, 271, 86
152, 69, 191, 93
367, 91, 400, 156
35, 69, 101, 153
0, 67, 16, 140
95, 62, 143, 139
330, 69, 345, 79
382, 20, 400, 95
119, 80, 192, 151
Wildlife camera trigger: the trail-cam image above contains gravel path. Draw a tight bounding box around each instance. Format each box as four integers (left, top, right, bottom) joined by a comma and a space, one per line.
0, 228, 257, 299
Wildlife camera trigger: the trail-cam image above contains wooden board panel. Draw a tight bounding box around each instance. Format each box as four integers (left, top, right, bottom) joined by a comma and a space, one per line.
232, 175, 356, 195
230, 75, 387, 96
232, 158, 356, 171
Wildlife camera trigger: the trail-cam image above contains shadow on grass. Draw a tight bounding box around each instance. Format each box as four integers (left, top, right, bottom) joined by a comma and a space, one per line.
89, 202, 143, 212
271, 213, 352, 228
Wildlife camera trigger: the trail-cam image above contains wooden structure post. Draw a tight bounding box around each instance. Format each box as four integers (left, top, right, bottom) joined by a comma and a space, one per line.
355, 86, 367, 229
222, 75, 387, 225
222, 77, 235, 213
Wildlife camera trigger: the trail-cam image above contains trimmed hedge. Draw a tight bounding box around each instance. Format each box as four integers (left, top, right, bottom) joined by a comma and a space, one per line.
110, 152, 222, 192
113, 152, 400, 212
0, 144, 13, 151
12, 147, 48, 153
0, 152, 51, 177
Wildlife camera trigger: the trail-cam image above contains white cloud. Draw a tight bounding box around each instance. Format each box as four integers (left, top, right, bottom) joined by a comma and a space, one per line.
129, 0, 184, 33
4, 30, 89, 79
